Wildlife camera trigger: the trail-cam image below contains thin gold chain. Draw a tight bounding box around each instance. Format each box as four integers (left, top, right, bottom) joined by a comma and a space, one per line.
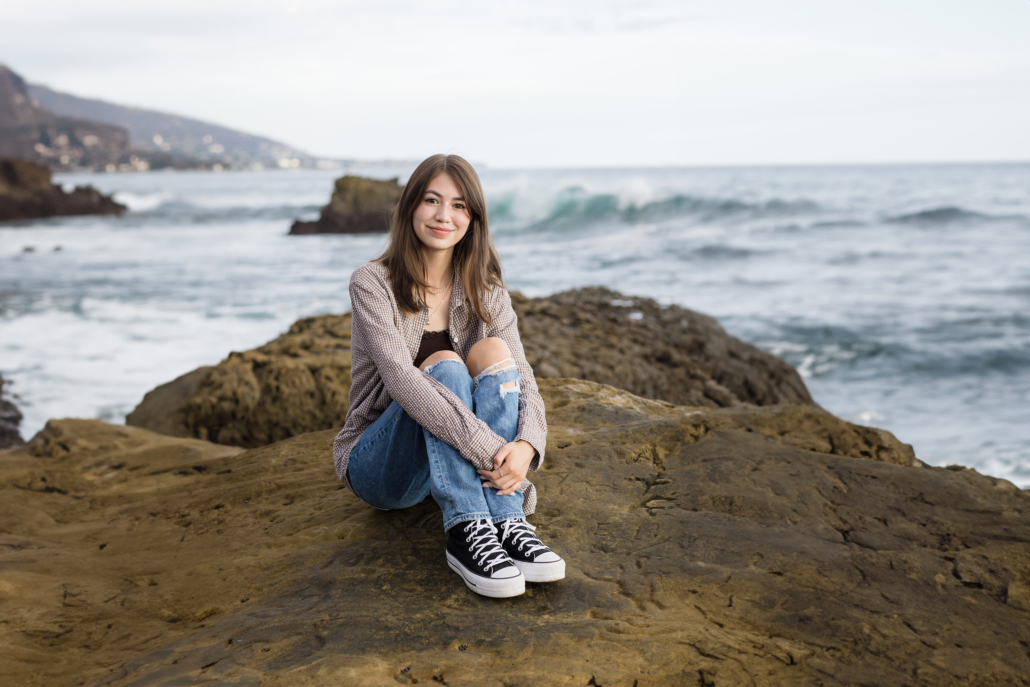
425, 281, 452, 321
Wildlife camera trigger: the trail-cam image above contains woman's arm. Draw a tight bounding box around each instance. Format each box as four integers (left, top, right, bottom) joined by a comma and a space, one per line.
486, 287, 547, 472
349, 271, 507, 469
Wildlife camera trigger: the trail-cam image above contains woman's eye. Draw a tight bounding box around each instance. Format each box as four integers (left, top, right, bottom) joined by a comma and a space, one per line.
424, 197, 438, 204
454, 203, 466, 210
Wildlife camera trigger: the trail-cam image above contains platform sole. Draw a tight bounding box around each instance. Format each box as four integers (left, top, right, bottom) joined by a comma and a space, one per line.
446, 552, 525, 598
514, 558, 566, 583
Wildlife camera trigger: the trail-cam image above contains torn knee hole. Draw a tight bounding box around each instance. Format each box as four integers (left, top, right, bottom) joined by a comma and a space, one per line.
499, 379, 520, 397
480, 358, 516, 377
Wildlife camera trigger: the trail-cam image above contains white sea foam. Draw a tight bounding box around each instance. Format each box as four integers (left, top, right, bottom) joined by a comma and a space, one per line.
112, 191, 175, 212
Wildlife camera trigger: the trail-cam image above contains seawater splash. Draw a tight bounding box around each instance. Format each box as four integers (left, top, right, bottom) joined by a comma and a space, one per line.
2, 163, 1029, 488
113, 191, 175, 212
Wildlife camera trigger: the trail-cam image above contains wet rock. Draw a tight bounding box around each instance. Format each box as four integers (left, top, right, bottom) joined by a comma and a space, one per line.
2, 381, 1025, 686
0, 373, 24, 449
0, 157, 125, 221
290, 175, 403, 234
128, 290, 812, 448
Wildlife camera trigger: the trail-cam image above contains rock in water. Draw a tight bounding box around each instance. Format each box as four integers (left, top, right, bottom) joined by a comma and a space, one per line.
0, 157, 125, 221
1, 381, 1026, 686
127, 290, 813, 448
290, 175, 403, 234
0, 374, 24, 448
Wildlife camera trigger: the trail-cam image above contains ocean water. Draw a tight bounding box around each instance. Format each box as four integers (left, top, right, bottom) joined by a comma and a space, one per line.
2, 164, 1028, 486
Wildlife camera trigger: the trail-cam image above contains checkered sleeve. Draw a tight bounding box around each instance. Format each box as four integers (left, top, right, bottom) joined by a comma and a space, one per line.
487, 287, 547, 472
349, 272, 507, 470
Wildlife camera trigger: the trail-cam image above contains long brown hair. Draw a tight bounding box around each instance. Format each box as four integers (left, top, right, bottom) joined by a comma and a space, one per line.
377, 154, 504, 328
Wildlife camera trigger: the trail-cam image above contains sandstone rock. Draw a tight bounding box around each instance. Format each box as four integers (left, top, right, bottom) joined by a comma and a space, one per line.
289, 175, 403, 234
124, 366, 214, 438
0, 373, 24, 449
128, 290, 813, 448
514, 287, 813, 408
0, 157, 125, 221
2, 381, 1025, 686
129, 315, 353, 446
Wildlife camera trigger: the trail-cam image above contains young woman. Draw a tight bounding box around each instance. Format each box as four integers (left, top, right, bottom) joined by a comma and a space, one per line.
332, 154, 564, 598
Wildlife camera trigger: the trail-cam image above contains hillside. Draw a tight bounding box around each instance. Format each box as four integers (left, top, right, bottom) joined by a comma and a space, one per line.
29, 83, 325, 169
0, 65, 129, 169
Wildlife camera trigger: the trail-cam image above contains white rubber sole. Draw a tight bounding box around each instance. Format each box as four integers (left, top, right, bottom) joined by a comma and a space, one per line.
514, 558, 566, 583
446, 552, 525, 598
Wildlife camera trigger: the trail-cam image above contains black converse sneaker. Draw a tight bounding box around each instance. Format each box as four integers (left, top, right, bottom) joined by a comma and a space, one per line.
446, 518, 525, 598
496, 518, 566, 582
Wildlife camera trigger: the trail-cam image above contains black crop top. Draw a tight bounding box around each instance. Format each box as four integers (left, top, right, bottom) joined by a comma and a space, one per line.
413, 329, 454, 368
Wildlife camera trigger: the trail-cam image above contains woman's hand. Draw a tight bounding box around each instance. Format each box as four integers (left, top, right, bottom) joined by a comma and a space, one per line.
478, 440, 535, 496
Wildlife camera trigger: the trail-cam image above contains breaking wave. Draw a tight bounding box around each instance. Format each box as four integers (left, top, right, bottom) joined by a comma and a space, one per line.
489, 186, 823, 232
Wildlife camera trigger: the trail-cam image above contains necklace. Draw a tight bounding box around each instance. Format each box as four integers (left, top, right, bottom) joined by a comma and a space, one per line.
426, 282, 452, 320
425, 271, 453, 295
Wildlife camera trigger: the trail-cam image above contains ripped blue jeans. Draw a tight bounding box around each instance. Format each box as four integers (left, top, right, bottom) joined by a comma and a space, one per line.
346, 358, 524, 531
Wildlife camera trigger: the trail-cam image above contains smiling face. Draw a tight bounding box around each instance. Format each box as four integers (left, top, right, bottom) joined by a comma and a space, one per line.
411, 172, 471, 258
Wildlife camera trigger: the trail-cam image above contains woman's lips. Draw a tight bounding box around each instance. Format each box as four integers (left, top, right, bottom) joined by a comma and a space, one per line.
429, 226, 451, 236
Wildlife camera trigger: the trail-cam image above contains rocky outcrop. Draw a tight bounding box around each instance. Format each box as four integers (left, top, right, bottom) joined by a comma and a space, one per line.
2, 381, 1026, 686
127, 315, 352, 446
515, 287, 813, 407
289, 175, 403, 234
128, 289, 813, 448
0, 157, 125, 221
0, 374, 24, 449
1, 65, 129, 170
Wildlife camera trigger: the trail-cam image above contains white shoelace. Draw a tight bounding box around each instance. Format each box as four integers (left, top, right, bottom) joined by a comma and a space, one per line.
499, 518, 548, 558
464, 519, 511, 573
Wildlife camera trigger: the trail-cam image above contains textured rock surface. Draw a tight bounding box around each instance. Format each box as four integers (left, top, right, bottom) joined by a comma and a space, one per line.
290, 175, 403, 234
514, 287, 813, 408
0, 157, 125, 221
2, 381, 1026, 687
128, 289, 812, 447
0, 373, 25, 449
129, 315, 353, 446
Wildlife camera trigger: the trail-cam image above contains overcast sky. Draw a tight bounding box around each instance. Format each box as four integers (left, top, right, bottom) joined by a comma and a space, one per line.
2, 0, 1027, 167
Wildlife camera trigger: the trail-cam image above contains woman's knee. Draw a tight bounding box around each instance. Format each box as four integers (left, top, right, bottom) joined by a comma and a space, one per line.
421, 354, 471, 392
423, 355, 473, 406
467, 337, 515, 378
419, 350, 464, 373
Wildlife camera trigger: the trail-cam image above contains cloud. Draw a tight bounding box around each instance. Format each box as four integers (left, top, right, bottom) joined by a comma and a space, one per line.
1, 0, 1027, 166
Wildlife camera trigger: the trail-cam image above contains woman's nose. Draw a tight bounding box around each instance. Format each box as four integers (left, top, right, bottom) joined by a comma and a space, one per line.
435, 203, 450, 223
